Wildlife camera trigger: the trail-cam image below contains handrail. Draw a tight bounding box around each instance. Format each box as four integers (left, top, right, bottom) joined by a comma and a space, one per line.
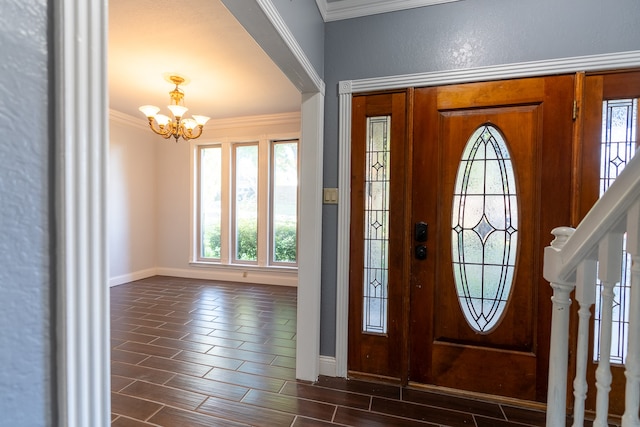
545, 146, 640, 426
555, 148, 640, 281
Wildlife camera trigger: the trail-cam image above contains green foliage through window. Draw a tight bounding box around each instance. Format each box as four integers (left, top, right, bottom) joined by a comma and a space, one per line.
236, 219, 258, 261
274, 222, 297, 262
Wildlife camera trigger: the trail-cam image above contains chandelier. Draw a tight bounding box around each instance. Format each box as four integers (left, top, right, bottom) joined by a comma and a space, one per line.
139, 74, 210, 142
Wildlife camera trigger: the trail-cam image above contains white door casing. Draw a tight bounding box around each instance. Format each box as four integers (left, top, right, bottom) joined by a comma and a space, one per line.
335, 51, 640, 377
55, 0, 324, 425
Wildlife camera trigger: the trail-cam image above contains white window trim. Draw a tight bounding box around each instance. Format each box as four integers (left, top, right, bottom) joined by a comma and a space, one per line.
191, 133, 300, 270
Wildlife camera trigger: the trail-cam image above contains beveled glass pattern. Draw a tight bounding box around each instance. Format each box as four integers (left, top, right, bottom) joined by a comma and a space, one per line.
593, 98, 638, 364
451, 125, 518, 333
599, 99, 638, 195
362, 116, 391, 334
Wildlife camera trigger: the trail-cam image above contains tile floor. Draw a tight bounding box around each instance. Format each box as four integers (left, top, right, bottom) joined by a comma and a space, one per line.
110, 276, 613, 426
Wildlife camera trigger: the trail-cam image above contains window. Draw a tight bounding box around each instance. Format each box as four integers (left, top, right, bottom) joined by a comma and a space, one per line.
451, 124, 518, 333
233, 143, 259, 263
270, 140, 298, 265
200, 145, 222, 259
593, 98, 638, 363
195, 136, 299, 268
362, 116, 391, 334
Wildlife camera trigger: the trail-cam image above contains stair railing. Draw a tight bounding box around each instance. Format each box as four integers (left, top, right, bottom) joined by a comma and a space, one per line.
544, 148, 640, 427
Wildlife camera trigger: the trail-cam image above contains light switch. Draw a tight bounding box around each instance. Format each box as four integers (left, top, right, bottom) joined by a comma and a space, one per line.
323, 188, 338, 204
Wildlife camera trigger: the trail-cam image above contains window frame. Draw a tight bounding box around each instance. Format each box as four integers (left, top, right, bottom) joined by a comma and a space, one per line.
192, 133, 299, 271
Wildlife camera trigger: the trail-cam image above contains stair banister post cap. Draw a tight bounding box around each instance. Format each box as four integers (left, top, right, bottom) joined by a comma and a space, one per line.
550, 226, 575, 249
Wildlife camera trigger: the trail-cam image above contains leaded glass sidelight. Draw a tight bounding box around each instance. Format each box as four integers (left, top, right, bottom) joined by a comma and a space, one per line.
593, 98, 638, 363
451, 124, 518, 333
362, 116, 391, 334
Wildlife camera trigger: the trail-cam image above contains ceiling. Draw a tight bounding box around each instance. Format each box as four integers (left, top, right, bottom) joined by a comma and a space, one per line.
109, 0, 461, 122
108, 0, 301, 122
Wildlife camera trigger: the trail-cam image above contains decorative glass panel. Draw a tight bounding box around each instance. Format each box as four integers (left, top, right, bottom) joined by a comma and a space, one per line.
451, 125, 518, 333
363, 116, 391, 334
200, 146, 222, 259
593, 98, 638, 363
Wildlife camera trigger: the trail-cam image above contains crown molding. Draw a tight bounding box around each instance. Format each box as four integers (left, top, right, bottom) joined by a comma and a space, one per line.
322, 0, 463, 22
109, 109, 147, 130
208, 111, 301, 130
315, 0, 328, 21
342, 49, 640, 94
109, 109, 300, 133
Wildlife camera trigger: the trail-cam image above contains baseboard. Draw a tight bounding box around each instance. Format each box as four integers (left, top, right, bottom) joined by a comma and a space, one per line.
156, 266, 298, 287
109, 267, 158, 287
319, 355, 338, 377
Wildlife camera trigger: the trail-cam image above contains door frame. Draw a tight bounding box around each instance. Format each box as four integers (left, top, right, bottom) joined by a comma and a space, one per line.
336, 50, 640, 378
55, 0, 324, 425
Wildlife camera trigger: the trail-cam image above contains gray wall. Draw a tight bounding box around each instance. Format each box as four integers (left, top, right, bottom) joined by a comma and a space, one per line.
271, 0, 325, 78
223, 0, 325, 89
0, 0, 53, 425
320, 0, 640, 356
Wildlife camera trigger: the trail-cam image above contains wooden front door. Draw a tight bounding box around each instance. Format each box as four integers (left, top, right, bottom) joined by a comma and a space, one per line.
348, 75, 575, 402
409, 76, 575, 401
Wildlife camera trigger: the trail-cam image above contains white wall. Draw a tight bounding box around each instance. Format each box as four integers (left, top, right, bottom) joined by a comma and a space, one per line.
108, 112, 301, 286
109, 112, 158, 285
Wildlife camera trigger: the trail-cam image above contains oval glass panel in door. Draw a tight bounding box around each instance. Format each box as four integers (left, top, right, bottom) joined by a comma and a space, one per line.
451, 124, 518, 333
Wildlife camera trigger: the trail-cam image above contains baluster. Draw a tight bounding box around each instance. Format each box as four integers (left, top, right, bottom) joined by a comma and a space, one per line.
594, 232, 624, 427
622, 201, 640, 427
545, 227, 576, 427
573, 259, 597, 427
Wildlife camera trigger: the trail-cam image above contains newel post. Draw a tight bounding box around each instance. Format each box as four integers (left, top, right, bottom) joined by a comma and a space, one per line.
544, 227, 576, 427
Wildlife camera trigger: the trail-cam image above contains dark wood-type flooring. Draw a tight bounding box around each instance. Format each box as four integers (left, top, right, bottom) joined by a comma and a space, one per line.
111, 276, 616, 426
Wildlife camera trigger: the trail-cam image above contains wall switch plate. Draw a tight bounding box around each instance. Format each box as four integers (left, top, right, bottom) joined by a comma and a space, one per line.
323, 188, 338, 204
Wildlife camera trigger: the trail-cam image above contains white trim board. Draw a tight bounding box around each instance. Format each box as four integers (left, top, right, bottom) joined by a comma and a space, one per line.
55, 0, 110, 424
111, 266, 296, 288
316, 0, 463, 22
334, 50, 640, 378
158, 267, 298, 287
319, 355, 337, 377
109, 268, 158, 287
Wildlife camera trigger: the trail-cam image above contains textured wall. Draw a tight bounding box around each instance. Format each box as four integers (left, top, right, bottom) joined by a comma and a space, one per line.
270, 0, 325, 78
320, 0, 640, 356
0, 0, 53, 425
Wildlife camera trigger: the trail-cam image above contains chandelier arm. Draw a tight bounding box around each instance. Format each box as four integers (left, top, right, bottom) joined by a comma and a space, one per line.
182, 125, 204, 141
147, 118, 173, 139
